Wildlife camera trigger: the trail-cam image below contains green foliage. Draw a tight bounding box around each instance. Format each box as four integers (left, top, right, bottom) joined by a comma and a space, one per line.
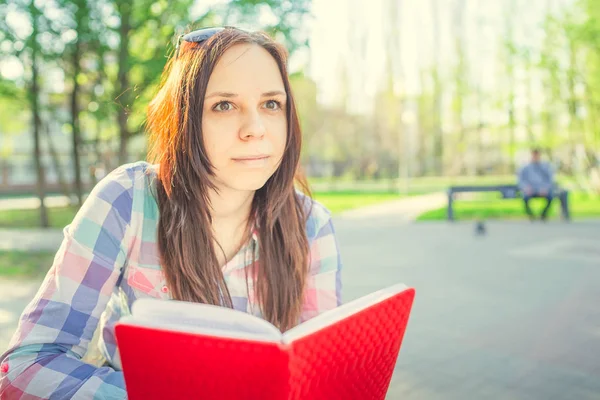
1, 0, 600, 188
0, 0, 314, 175
0, 80, 27, 138
223, 0, 311, 53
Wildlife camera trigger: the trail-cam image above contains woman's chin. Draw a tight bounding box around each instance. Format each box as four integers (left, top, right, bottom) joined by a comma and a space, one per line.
226, 175, 272, 192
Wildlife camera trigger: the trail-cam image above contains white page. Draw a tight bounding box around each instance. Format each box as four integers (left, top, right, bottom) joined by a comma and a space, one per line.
124, 283, 409, 344
282, 283, 408, 344
129, 298, 282, 341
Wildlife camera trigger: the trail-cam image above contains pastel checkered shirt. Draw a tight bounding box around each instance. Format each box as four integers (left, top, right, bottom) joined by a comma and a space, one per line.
0, 161, 343, 399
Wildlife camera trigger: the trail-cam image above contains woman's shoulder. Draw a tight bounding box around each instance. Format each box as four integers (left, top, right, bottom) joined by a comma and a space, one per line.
97, 161, 157, 187
295, 191, 332, 241
90, 161, 158, 205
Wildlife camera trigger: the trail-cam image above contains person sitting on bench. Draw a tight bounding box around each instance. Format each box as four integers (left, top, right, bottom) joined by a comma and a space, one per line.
517, 148, 555, 221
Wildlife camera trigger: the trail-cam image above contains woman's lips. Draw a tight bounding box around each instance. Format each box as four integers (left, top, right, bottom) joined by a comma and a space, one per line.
232, 155, 270, 167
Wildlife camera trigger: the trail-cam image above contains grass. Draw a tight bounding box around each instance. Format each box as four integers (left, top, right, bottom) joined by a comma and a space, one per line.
0, 206, 79, 229
0, 191, 402, 278
0, 191, 403, 230
308, 174, 578, 193
0, 250, 56, 279
312, 191, 403, 214
417, 192, 600, 221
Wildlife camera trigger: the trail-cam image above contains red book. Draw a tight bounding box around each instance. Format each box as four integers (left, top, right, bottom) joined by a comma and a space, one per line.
115, 283, 415, 400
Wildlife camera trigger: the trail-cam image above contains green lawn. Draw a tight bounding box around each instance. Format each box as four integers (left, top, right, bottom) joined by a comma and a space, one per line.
0, 250, 56, 279
308, 174, 579, 194
0, 206, 79, 229
312, 191, 402, 214
0, 191, 402, 278
0, 191, 402, 230
417, 192, 600, 221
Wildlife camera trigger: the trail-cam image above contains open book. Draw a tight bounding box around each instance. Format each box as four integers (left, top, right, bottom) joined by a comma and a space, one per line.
115, 282, 415, 400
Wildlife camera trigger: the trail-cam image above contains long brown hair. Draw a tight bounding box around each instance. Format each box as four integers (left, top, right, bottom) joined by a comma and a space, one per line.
146, 28, 311, 331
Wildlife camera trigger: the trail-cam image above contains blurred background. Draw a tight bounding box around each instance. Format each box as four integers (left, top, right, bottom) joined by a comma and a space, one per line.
1, 0, 599, 217
1, 1, 600, 399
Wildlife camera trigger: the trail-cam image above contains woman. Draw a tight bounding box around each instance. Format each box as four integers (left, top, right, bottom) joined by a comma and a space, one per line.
0, 27, 342, 399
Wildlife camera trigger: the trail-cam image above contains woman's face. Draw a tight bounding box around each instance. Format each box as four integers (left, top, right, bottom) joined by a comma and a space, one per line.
202, 43, 287, 193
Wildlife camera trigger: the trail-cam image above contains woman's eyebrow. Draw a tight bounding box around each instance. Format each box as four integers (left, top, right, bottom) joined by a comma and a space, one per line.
205, 90, 286, 99
261, 90, 286, 97
205, 91, 237, 99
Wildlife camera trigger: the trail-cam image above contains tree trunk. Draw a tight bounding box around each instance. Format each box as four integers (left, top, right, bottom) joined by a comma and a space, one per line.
30, 1, 49, 228
117, 1, 132, 165
475, 8, 484, 175
525, 54, 536, 144
0, 159, 9, 187
452, 0, 467, 174
505, 0, 517, 173
71, 35, 83, 207
566, 36, 579, 172
91, 45, 108, 185
431, 0, 443, 175
541, 0, 559, 157
417, 70, 429, 175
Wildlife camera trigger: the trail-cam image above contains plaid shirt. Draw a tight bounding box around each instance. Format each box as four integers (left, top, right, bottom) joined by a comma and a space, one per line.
0, 161, 343, 399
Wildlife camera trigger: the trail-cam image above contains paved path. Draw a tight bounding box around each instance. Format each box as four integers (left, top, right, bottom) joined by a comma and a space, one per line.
338, 192, 447, 221
0, 195, 74, 211
0, 228, 65, 251
0, 280, 41, 352
332, 219, 600, 399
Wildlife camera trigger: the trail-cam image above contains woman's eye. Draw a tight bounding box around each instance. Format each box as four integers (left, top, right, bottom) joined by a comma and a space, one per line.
264, 100, 281, 110
214, 101, 233, 112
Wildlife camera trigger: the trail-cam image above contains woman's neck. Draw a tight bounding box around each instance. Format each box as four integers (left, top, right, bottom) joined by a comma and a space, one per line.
208, 186, 255, 227
208, 187, 255, 265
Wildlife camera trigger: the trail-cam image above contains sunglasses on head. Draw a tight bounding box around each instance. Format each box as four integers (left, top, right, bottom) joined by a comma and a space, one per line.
175, 26, 243, 58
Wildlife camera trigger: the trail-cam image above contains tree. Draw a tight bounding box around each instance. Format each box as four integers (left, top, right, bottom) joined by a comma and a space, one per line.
222, 0, 312, 54
28, 0, 49, 227
430, 0, 443, 175
450, 0, 468, 174
65, 0, 92, 207
0, 80, 28, 187
539, 7, 563, 152
502, 0, 518, 173
1, 0, 54, 227
289, 71, 320, 166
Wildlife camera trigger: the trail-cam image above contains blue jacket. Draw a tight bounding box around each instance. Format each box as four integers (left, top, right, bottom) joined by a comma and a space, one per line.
518, 161, 554, 193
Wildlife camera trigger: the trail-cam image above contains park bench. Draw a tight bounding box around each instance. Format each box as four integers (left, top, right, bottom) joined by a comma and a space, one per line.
446, 184, 571, 221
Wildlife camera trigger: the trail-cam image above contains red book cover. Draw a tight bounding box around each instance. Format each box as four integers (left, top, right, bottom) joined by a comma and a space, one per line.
115, 283, 415, 400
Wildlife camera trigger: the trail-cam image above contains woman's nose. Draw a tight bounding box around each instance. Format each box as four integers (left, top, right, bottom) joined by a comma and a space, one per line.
240, 111, 266, 140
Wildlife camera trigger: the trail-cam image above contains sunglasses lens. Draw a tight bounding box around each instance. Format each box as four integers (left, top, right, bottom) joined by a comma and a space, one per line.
181, 27, 225, 44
